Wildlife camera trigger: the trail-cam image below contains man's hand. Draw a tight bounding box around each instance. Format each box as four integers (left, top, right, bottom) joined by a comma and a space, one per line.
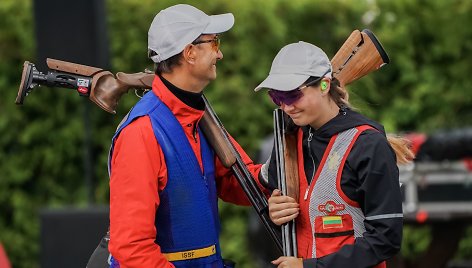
272, 256, 303, 268
268, 189, 299, 225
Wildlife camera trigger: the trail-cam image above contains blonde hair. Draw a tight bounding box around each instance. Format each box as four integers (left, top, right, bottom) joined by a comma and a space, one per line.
328, 78, 350, 108
328, 78, 414, 164
386, 135, 415, 164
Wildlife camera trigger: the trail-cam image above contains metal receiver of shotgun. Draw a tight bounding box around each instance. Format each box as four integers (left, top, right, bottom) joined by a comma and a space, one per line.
273, 108, 298, 257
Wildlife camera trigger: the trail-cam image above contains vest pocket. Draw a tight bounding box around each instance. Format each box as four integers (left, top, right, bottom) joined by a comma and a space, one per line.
313, 214, 355, 258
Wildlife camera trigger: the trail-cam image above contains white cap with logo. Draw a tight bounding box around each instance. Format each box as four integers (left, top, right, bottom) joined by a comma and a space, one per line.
148, 4, 234, 63
255, 41, 332, 92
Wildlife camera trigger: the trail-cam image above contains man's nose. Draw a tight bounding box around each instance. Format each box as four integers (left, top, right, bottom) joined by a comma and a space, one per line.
216, 49, 223, 60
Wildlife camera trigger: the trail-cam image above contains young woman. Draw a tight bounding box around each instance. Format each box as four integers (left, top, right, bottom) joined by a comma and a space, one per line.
255, 41, 413, 268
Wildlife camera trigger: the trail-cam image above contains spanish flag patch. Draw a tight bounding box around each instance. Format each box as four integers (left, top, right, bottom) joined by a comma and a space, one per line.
322, 216, 343, 229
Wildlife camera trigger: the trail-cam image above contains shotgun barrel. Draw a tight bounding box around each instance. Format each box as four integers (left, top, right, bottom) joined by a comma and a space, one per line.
274, 108, 298, 256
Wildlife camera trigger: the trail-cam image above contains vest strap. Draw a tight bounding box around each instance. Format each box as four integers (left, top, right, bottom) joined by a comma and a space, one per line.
163, 245, 216, 262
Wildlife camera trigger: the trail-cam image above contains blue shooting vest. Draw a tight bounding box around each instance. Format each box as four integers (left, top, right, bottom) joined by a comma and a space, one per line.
109, 91, 224, 268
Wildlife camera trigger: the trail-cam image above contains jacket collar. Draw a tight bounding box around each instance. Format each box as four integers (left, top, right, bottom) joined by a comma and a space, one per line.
151, 75, 205, 127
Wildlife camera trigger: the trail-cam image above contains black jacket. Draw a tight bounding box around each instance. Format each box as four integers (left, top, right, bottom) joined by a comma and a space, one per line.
268, 108, 402, 268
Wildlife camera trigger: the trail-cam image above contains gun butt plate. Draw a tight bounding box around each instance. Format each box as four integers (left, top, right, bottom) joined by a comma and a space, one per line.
16, 61, 35, 105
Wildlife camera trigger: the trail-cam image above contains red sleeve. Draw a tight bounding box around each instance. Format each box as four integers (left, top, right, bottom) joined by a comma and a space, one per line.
108, 116, 174, 268
215, 135, 269, 205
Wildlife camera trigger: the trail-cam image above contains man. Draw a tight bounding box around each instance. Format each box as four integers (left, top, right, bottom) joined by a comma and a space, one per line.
107, 4, 264, 268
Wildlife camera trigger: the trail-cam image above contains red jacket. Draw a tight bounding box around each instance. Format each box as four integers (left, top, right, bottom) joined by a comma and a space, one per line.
0, 244, 11, 268
108, 76, 264, 267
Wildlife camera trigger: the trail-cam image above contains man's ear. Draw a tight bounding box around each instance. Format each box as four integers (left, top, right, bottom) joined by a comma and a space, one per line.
182, 44, 196, 64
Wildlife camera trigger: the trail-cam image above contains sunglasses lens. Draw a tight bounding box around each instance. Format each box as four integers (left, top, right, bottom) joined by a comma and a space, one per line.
268, 89, 303, 106
212, 38, 220, 51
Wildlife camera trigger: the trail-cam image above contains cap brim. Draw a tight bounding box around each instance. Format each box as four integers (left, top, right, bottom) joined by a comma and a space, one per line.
203, 13, 234, 34
254, 73, 309, 92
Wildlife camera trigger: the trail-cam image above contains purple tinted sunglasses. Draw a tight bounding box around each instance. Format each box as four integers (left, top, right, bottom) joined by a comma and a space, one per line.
268, 88, 303, 106
267, 75, 326, 106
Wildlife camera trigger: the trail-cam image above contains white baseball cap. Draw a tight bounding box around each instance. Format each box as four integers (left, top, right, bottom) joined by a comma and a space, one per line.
255, 41, 332, 91
148, 4, 234, 63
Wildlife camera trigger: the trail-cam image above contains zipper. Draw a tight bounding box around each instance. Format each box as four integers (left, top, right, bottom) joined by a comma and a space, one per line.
304, 188, 309, 200
191, 122, 207, 186
305, 127, 316, 200
192, 124, 198, 143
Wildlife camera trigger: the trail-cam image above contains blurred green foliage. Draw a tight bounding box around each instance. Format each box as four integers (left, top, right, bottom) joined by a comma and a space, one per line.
0, 0, 471, 267
401, 226, 432, 259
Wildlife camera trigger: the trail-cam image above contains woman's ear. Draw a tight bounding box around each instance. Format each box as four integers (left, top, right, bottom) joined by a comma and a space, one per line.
320, 79, 330, 94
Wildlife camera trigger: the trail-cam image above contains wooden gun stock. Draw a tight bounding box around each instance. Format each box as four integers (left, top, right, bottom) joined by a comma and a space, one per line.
331, 29, 390, 86
199, 112, 237, 168
284, 133, 299, 201
90, 71, 154, 114
46, 58, 104, 76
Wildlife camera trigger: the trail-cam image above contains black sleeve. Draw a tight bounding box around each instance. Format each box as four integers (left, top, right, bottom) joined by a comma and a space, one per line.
303, 131, 403, 268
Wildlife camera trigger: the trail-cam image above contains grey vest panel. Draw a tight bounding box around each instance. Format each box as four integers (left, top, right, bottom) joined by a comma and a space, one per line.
307, 127, 366, 258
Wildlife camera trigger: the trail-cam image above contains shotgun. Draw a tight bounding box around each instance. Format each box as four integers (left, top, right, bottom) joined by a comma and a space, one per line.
16, 58, 283, 253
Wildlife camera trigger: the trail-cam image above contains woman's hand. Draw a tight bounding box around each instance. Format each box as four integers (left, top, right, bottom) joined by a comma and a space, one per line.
272, 256, 303, 268
268, 189, 299, 225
